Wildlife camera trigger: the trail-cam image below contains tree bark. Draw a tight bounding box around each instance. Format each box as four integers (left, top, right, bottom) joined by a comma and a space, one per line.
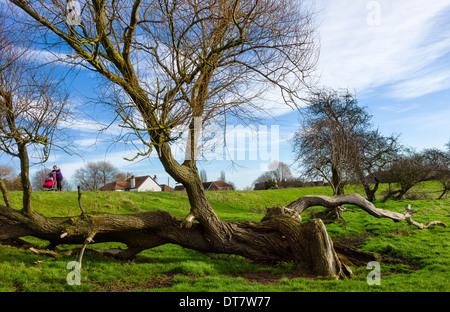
331, 165, 344, 196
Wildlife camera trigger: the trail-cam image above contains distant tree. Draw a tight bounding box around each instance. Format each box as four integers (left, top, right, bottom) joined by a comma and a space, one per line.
379, 151, 435, 202
116, 172, 127, 182
31, 167, 51, 191
11, 175, 22, 191
200, 169, 208, 183
422, 148, 450, 200
218, 171, 226, 182
264, 179, 278, 190
0, 164, 15, 181
0, 164, 16, 191
253, 161, 299, 189
269, 161, 294, 188
254, 171, 273, 184
74, 161, 124, 191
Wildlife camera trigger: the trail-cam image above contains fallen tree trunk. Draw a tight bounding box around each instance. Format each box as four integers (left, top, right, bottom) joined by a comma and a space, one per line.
0, 193, 446, 279
0, 205, 351, 278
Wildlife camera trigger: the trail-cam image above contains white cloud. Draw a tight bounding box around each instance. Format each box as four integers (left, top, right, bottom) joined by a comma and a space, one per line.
377, 103, 419, 114
73, 138, 99, 148
315, 0, 450, 99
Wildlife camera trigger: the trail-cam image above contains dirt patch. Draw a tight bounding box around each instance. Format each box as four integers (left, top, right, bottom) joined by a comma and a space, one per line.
332, 234, 370, 248
88, 275, 174, 292
233, 272, 283, 285
0, 238, 36, 249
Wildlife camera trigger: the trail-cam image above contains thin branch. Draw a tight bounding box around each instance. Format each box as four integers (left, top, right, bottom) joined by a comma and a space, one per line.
77, 185, 87, 215
0, 180, 13, 210
78, 233, 96, 268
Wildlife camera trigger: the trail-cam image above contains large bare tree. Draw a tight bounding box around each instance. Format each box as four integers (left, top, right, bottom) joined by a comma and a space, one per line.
0, 0, 445, 280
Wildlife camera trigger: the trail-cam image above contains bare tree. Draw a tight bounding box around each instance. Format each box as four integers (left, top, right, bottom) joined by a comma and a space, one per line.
199, 169, 208, 183
74, 161, 124, 191
379, 150, 435, 203
0, 4, 70, 212
269, 161, 294, 188
292, 88, 400, 200
292, 89, 369, 195
254, 160, 294, 189
422, 148, 450, 200
352, 130, 401, 201
0, 1, 445, 279
218, 170, 226, 182
31, 167, 51, 191
0, 164, 17, 191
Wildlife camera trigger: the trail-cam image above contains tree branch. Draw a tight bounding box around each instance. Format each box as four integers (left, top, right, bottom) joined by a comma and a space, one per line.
77, 186, 87, 215
0, 180, 13, 210
286, 194, 447, 229
78, 233, 96, 268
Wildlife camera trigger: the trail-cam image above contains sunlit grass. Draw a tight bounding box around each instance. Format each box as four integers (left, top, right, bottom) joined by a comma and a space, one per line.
1, 183, 449, 292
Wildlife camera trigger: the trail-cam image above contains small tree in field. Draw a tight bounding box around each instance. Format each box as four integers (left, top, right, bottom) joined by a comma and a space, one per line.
422, 148, 450, 200
379, 151, 435, 203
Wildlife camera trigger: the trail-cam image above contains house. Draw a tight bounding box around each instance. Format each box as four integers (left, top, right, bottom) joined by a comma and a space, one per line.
304, 180, 330, 187
99, 175, 161, 192
174, 181, 234, 192
174, 185, 185, 192
159, 184, 174, 192
206, 181, 234, 191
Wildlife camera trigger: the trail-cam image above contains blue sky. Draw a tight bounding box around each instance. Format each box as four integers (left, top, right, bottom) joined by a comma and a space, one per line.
2, 0, 450, 190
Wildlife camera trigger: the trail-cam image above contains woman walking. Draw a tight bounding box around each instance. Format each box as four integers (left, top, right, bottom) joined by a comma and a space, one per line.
52, 165, 63, 191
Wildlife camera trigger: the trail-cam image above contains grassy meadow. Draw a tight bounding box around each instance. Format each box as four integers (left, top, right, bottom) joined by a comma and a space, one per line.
0, 183, 449, 292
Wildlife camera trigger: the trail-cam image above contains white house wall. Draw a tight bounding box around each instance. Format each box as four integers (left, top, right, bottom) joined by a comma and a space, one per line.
132, 178, 161, 192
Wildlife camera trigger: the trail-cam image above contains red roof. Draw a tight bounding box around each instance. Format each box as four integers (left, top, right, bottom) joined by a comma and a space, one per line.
174, 181, 233, 191
99, 181, 129, 191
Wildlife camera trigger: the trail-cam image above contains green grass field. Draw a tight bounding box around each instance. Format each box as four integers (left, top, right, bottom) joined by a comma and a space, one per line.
1, 183, 449, 292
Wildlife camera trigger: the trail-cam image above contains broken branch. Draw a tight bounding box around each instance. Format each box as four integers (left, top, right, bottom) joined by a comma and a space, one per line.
77, 186, 86, 215
78, 233, 95, 268
287, 194, 447, 230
